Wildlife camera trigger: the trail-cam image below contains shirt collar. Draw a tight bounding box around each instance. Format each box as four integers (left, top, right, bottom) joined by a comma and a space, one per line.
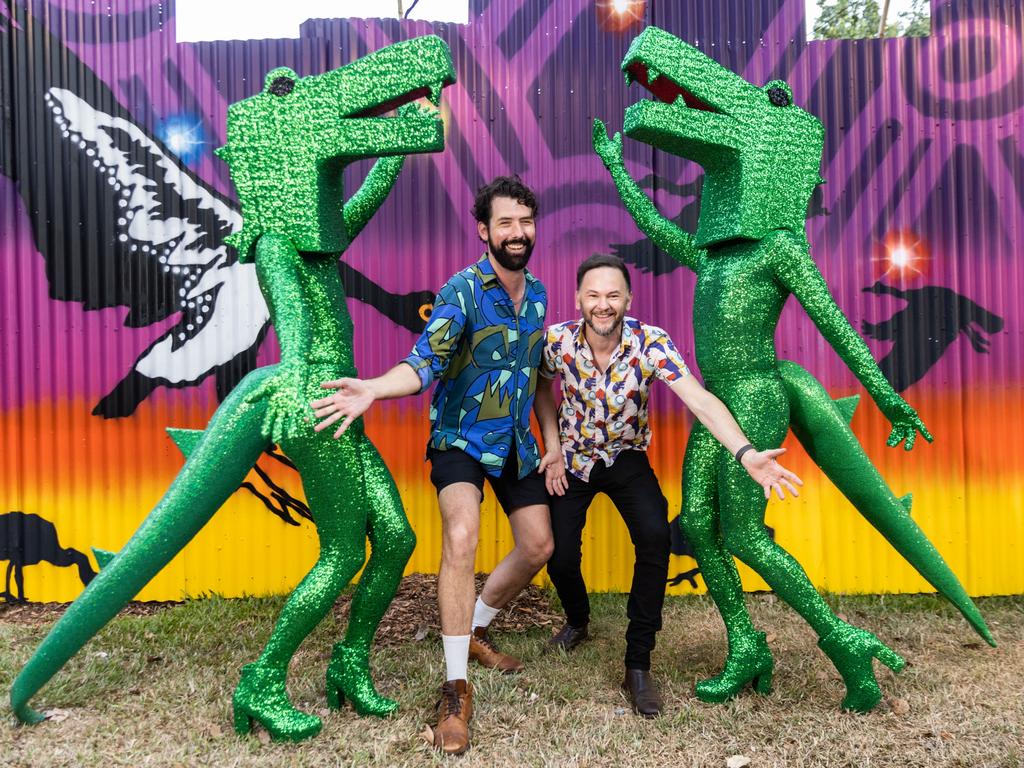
573, 316, 637, 358
475, 252, 538, 288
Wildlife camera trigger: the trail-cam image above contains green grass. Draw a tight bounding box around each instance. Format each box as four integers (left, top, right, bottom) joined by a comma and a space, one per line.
2, 588, 1022, 767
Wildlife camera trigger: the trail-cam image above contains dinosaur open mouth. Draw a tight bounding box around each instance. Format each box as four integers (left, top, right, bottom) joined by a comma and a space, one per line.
625, 61, 718, 114
351, 80, 447, 118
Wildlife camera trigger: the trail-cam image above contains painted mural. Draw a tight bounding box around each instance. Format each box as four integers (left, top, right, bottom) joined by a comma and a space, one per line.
1, 0, 1020, 602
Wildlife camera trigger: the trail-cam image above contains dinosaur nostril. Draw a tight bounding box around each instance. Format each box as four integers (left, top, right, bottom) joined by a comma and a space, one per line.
767, 87, 791, 107
269, 76, 296, 97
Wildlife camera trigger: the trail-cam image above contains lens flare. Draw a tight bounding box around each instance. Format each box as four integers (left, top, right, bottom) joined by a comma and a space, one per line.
873, 230, 930, 283
598, 0, 646, 32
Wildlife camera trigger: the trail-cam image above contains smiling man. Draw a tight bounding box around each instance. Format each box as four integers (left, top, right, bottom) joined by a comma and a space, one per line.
311, 176, 554, 755
537, 254, 802, 717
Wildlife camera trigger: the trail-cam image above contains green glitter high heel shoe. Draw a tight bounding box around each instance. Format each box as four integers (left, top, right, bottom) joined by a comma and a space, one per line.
817, 625, 905, 712
325, 643, 399, 717
695, 631, 774, 703
232, 663, 323, 741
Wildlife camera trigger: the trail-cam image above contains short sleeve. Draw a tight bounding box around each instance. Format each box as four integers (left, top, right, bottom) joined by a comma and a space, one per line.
644, 326, 691, 383
539, 325, 562, 380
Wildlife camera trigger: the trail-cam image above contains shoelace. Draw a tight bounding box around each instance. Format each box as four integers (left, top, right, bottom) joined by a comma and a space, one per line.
473, 632, 498, 652
439, 683, 462, 716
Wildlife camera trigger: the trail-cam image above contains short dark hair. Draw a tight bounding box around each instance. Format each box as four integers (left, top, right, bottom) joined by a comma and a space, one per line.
576, 253, 631, 291
472, 175, 538, 224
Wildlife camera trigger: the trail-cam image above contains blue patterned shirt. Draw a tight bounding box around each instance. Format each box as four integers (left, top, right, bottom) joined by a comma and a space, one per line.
403, 254, 548, 478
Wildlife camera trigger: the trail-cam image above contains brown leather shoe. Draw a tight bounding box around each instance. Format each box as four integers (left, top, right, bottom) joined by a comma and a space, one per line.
622, 668, 663, 718
469, 627, 524, 673
432, 679, 473, 755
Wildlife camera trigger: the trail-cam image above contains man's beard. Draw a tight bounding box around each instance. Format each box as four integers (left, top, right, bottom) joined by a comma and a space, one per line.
584, 311, 625, 338
488, 234, 534, 271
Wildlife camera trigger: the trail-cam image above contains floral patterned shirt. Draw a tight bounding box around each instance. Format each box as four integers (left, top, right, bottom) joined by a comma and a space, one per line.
540, 317, 690, 481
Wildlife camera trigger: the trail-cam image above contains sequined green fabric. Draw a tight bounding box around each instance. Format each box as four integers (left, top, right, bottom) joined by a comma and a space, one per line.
10, 36, 456, 738
595, 25, 993, 711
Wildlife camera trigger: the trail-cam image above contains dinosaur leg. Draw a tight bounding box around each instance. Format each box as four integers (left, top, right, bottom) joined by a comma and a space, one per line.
232, 428, 377, 740
679, 424, 772, 703
715, 379, 903, 712
325, 437, 415, 717
9, 366, 275, 725
778, 360, 993, 645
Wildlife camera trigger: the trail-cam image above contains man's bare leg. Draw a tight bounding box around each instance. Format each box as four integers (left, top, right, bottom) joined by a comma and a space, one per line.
479, 503, 553, 608
437, 482, 484, 637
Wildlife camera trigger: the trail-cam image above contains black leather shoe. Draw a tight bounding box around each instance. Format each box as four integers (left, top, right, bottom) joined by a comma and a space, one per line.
548, 622, 589, 652
621, 668, 663, 717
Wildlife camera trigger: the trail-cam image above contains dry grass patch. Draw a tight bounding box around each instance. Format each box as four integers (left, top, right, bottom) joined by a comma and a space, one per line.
1, 581, 1021, 768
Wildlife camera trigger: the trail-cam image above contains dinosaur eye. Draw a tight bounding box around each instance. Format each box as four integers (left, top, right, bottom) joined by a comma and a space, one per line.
269, 76, 296, 97
767, 87, 791, 107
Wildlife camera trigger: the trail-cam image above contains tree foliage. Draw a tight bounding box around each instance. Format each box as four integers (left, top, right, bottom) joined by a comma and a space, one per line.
811, 0, 931, 40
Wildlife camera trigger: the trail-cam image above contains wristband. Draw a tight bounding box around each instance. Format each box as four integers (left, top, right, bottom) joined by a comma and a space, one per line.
734, 443, 755, 465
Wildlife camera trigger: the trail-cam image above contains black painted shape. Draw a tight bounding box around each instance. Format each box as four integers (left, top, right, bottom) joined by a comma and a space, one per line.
0, 511, 97, 603
496, 0, 555, 58
862, 282, 1004, 392
805, 38, 886, 167
337, 261, 437, 333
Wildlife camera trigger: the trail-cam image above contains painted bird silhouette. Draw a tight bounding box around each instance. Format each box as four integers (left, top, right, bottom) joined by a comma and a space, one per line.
862, 281, 1004, 392
0, 512, 97, 603
0, 1, 434, 418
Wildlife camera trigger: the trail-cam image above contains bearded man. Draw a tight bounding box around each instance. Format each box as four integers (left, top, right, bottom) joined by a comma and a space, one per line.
312, 176, 560, 755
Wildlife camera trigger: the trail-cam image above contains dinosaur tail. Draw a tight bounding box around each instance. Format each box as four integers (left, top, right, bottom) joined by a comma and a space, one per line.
777, 360, 994, 647
9, 370, 273, 724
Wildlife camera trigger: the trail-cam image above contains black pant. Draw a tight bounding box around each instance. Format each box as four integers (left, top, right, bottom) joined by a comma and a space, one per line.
546, 450, 670, 670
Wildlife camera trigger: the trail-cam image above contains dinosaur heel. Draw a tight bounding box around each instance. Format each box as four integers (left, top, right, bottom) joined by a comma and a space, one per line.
325, 643, 398, 718
752, 667, 773, 695
325, 680, 344, 711
818, 624, 904, 713
695, 631, 774, 703
232, 704, 254, 735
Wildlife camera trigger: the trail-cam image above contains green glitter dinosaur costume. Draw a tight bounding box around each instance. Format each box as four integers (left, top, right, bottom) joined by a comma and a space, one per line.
10, 36, 456, 740
593, 26, 994, 712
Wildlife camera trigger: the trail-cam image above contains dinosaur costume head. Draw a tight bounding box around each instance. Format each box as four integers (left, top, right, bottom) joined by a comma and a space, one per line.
620, 26, 823, 248
218, 35, 456, 261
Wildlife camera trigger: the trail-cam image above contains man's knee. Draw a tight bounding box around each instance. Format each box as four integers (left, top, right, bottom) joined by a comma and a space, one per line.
518, 532, 554, 569
442, 522, 479, 564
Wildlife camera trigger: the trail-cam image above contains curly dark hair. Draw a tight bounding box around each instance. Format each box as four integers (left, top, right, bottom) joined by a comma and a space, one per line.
576, 253, 631, 291
472, 175, 538, 224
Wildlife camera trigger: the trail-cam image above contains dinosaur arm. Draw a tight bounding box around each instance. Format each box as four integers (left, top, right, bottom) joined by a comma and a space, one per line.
343, 155, 406, 243
772, 232, 930, 447
593, 119, 699, 271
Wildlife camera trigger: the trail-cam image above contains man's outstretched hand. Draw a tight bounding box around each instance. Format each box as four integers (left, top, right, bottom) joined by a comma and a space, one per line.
310, 378, 376, 438
741, 447, 804, 500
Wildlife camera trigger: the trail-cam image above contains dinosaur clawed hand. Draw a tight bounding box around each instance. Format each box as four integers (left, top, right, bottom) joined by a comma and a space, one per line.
884, 401, 933, 451
244, 366, 312, 445
592, 118, 624, 168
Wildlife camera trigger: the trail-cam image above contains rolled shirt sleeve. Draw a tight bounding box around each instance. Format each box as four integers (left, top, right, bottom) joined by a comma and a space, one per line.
402, 282, 467, 394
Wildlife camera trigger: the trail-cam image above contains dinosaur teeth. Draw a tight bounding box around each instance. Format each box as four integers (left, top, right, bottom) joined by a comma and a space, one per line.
623, 69, 635, 87
428, 83, 443, 106
647, 66, 662, 83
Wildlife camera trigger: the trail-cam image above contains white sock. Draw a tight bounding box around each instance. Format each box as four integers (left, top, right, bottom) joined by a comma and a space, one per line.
442, 634, 471, 682
471, 597, 501, 632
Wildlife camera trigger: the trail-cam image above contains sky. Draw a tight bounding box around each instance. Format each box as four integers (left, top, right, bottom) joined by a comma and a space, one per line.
175, 0, 469, 42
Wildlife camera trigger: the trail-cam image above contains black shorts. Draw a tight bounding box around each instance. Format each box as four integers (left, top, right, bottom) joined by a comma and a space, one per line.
428, 447, 549, 515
